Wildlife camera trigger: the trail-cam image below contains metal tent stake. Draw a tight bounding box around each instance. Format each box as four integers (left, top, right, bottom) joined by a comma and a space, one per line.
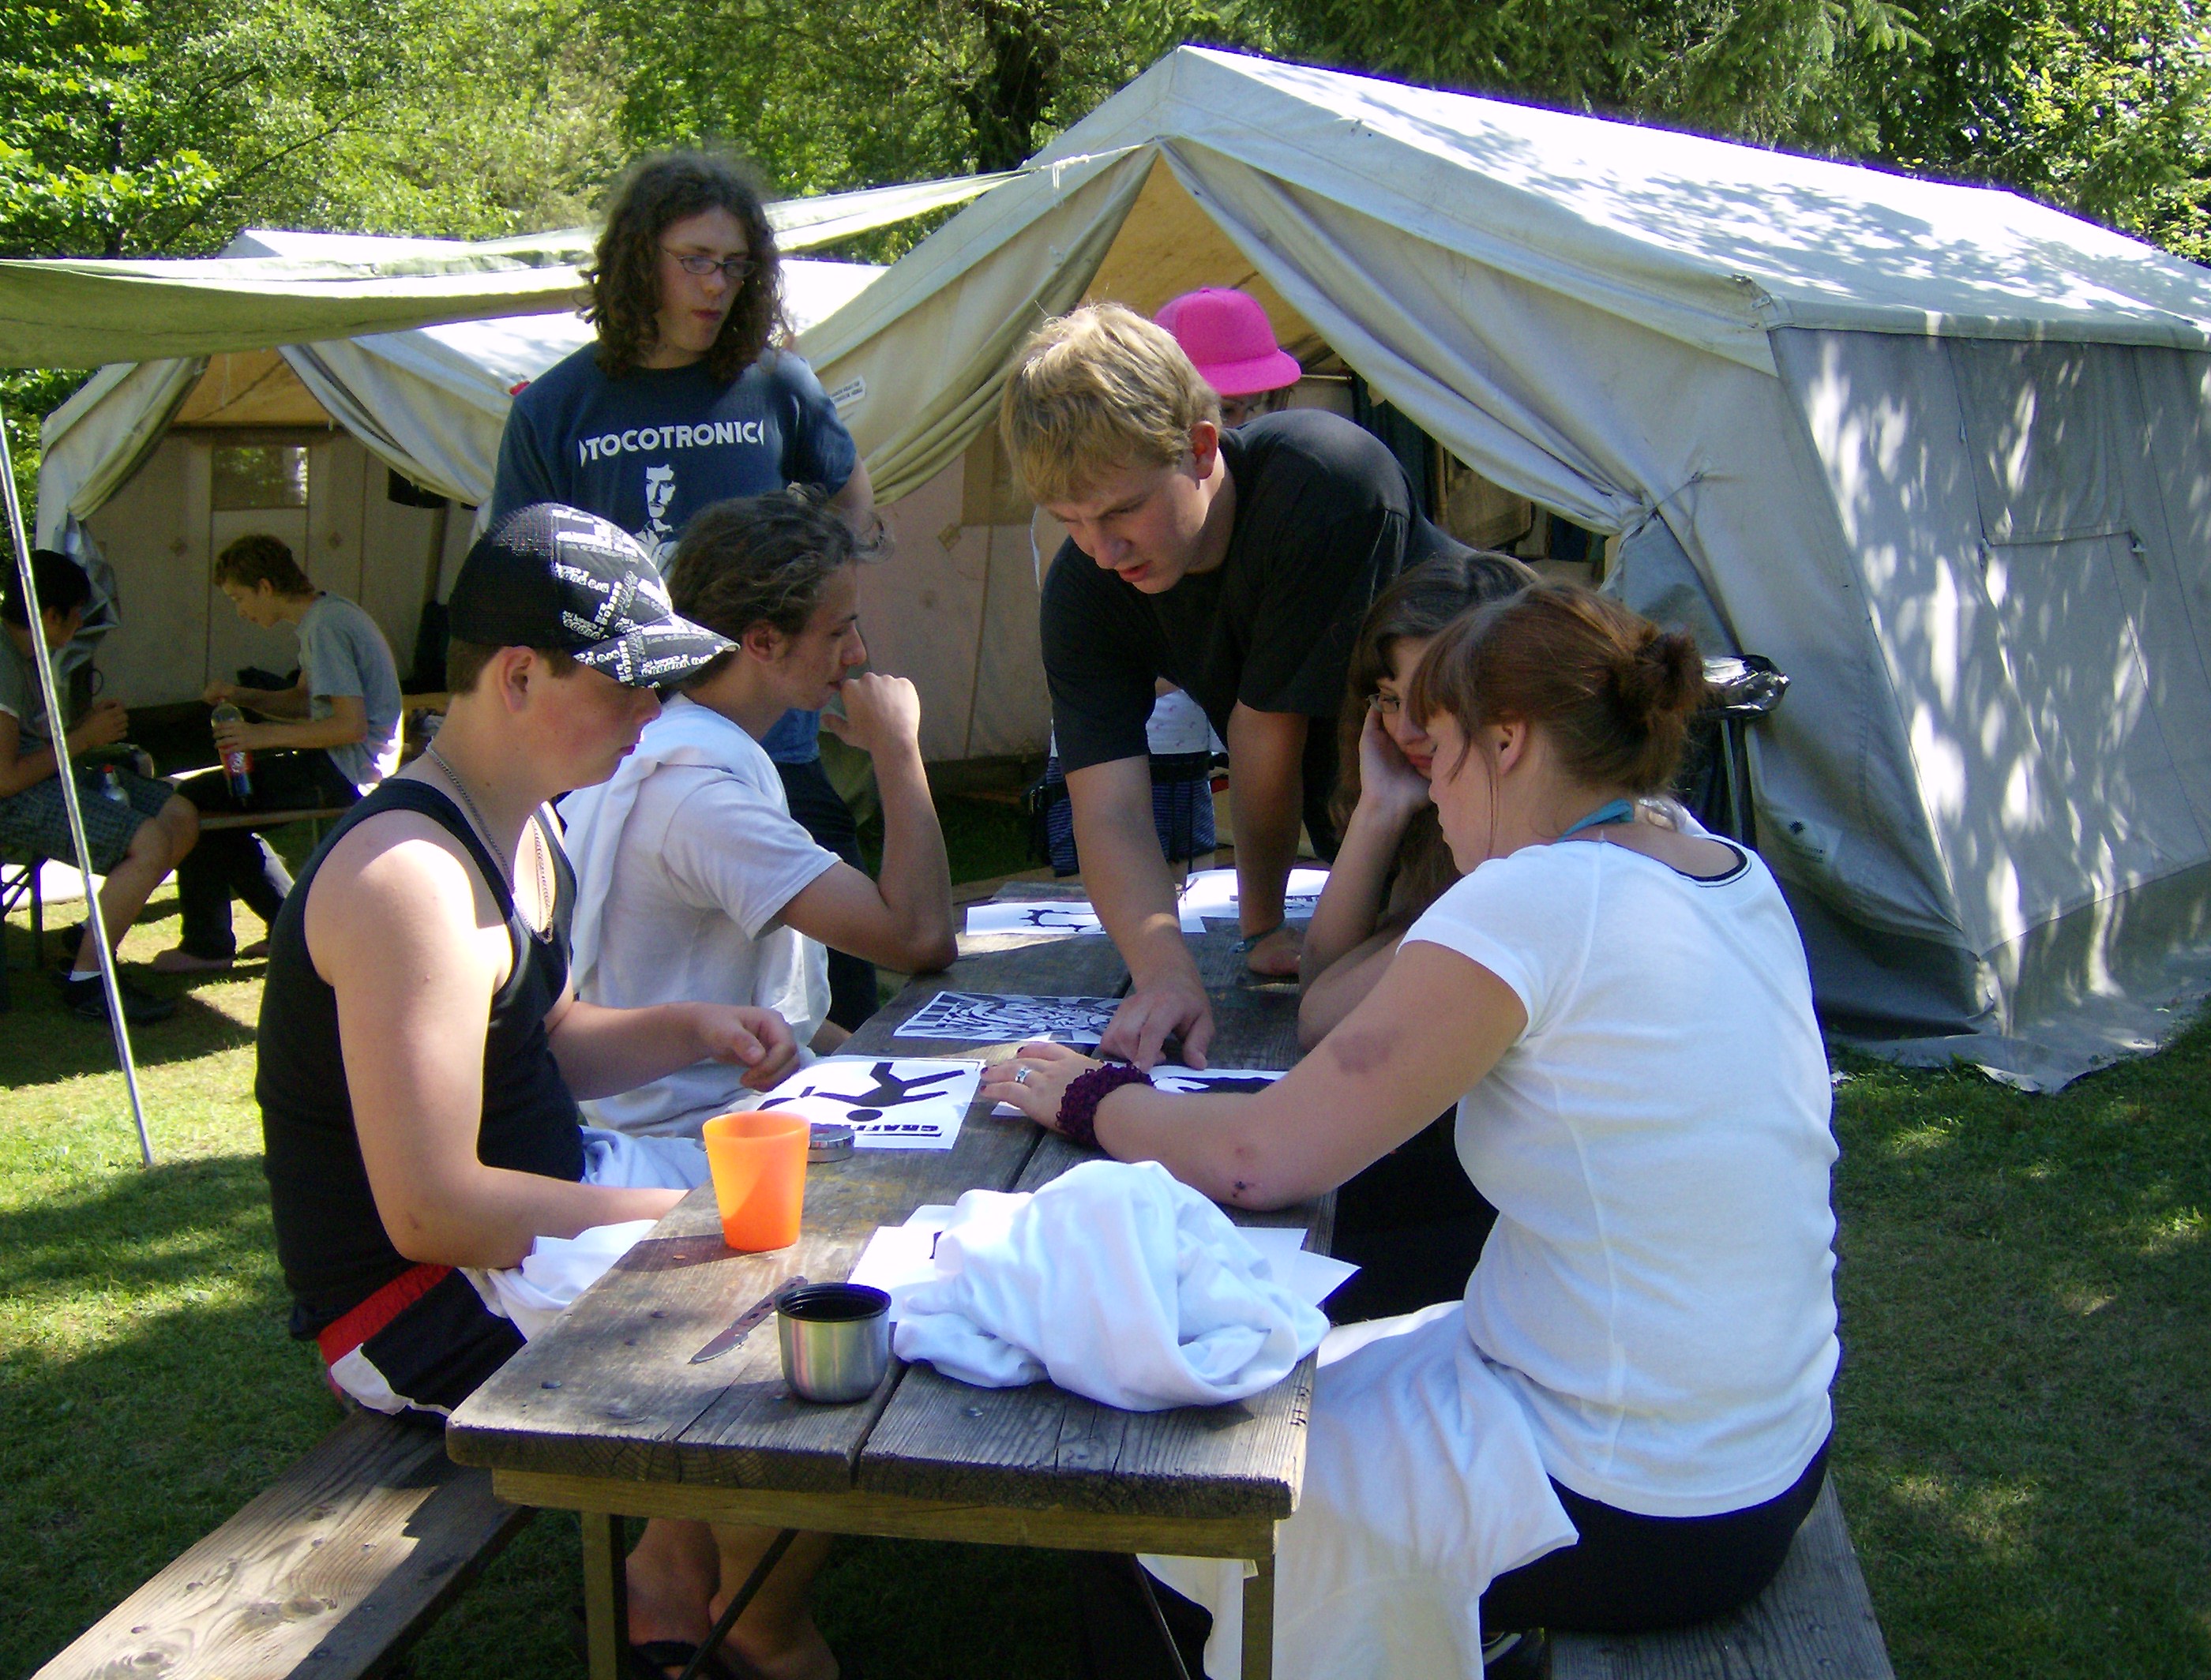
0, 403, 155, 1166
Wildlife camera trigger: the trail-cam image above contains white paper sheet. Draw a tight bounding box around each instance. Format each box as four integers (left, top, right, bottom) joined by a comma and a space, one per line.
756, 1056, 980, 1149
964, 900, 1106, 935
1176, 864, 1331, 922
965, 898, 1207, 936
850, 1205, 1357, 1318
896, 991, 1118, 1045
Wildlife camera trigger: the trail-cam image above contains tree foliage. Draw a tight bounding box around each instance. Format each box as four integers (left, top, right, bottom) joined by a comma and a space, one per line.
1835, 0, 2211, 260
1259, 0, 1921, 148
602, 0, 1278, 189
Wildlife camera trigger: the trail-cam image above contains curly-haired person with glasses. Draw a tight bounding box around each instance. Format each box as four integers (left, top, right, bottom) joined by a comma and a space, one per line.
492, 149, 883, 1031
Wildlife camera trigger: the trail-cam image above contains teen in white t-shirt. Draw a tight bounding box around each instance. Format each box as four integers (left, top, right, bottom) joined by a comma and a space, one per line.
985, 584, 1839, 1680
560, 489, 957, 1138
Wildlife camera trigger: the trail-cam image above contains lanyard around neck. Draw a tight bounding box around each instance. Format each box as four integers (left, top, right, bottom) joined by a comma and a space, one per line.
1558, 797, 1637, 841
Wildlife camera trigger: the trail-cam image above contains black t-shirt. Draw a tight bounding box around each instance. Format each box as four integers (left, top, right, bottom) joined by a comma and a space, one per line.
1041, 409, 1462, 773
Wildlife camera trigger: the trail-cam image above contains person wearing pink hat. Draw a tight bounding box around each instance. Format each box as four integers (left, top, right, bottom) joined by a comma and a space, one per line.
1000, 303, 1477, 1070
1156, 287, 1304, 426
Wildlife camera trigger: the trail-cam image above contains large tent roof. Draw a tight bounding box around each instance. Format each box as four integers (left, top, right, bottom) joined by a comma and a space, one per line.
0, 172, 1003, 369
807, 47, 2211, 510
35, 242, 886, 537
1055, 51, 2211, 355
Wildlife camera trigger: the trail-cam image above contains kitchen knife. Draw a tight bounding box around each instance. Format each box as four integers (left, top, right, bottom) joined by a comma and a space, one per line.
689, 1275, 808, 1364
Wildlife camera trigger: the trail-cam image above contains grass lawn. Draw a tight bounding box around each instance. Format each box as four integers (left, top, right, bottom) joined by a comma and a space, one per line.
3, 854, 2207, 1676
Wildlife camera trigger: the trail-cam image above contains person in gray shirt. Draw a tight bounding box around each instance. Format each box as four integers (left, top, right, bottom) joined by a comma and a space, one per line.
155, 534, 403, 972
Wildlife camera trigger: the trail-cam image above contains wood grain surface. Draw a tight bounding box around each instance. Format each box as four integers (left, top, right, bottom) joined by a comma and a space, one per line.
1550, 1483, 1896, 1680
858, 928, 1329, 1521
448, 929, 1334, 1549
36, 1410, 527, 1680
445, 936, 1132, 1493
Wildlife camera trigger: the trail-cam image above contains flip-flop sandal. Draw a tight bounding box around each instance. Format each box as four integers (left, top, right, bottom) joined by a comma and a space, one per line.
627, 1638, 759, 1680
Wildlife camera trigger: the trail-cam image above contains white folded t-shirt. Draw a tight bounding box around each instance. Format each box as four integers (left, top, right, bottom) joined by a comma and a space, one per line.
1404, 835, 1840, 1517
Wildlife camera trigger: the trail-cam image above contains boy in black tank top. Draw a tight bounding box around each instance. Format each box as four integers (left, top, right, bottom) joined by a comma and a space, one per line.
258, 504, 838, 1680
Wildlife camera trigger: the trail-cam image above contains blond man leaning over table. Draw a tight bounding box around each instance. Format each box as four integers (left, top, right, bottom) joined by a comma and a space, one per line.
254, 504, 844, 1680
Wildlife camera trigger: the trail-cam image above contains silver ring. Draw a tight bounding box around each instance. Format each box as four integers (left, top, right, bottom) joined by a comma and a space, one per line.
1013, 1067, 1032, 1086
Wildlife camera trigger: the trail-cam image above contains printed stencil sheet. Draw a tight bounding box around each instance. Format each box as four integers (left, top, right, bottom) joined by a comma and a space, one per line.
756, 1056, 982, 1149
894, 991, 1119, 1046
992, 1063, 1283, 1116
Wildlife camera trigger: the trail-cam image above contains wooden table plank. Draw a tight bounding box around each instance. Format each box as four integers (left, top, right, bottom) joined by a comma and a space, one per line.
446, 937, 1132, 1494
858, 929, 1329, 1521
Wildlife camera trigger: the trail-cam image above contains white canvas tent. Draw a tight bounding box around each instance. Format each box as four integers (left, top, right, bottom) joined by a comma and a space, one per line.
794, 47, 2211, 1089
0, 171, 1002, 1157
36, 237, 886, 709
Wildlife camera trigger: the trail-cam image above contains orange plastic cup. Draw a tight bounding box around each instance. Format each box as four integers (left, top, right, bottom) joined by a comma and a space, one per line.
701, 1110, 810, 1251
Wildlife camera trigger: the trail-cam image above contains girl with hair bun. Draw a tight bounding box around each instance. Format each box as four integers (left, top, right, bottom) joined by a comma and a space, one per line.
987, 584, 1840, 1680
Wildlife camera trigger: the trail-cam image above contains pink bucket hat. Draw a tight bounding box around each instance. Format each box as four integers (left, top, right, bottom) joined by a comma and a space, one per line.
1155, 287, 1302, 399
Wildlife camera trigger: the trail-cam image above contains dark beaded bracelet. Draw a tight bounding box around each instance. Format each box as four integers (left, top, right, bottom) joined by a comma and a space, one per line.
1057, 1061, 1154, 1151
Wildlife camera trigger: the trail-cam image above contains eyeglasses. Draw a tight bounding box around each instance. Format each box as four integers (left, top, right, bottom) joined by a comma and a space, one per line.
1372, 692, 1405, 718
663, 249, 753, 282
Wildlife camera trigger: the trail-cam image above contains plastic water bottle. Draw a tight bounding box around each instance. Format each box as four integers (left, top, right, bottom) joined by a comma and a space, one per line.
212, 701, 253, 801
99, 766, 127, 804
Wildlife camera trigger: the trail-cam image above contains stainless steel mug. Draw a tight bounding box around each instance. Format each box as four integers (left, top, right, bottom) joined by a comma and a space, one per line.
776, 1283, 892, 1403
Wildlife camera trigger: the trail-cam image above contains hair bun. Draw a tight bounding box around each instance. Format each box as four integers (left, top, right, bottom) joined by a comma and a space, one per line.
1613, 628, 1706, 731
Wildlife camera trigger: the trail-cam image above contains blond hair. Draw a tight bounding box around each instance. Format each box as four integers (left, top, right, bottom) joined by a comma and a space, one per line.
999, 304, 1220, 503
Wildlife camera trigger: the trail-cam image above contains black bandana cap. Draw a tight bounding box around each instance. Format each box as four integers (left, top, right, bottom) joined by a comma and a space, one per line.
448, 503, 733, 688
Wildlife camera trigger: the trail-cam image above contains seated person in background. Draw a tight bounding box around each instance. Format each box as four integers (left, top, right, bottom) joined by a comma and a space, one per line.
257, 504, 839, 1680
0, 548, 197, 1024
988, 585, 1837, 1680
1297, 550, 1532, 1323
560, 487, 958, 1138
1005, 303, 1470, 1062
156, 534, 402, 973
1298, 550, 1533, 1045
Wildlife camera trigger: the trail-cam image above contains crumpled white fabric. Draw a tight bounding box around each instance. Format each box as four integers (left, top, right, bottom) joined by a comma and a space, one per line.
462, 1127, 708, 1340
892, 1159, 1330, 1410
1146, 1303, 1578, 1680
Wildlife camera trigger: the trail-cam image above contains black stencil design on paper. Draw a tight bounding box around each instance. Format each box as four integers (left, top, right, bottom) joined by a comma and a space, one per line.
895, 991, 1117, 1045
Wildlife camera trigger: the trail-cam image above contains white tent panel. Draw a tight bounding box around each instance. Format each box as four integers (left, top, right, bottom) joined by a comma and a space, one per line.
1045, 51, 2211, 354
44, 249, 892, 711
796, 47, 2211, 1085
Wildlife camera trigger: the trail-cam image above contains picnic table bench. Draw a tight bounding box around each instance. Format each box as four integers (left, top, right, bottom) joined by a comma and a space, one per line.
445, 921, 1324, 1680
30, 1409, 530, 1680
28, 888, 1894, 1679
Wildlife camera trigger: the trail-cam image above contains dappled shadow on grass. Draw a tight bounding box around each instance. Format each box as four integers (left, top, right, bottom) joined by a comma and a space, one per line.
1, 919, 257, 1086
1829, 1014, 2211, 1679
0, 1151, 338, 1676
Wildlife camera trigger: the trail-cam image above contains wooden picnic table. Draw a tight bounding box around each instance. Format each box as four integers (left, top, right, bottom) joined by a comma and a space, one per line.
445, 918, 1323, 1680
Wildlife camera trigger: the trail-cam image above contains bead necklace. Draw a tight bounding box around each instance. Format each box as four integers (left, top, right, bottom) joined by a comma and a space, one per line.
425, 742, 552, 930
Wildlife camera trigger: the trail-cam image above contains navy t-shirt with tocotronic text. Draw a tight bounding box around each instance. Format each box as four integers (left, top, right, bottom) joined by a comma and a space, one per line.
489, 345, 858, 568
490, 344, 858, 761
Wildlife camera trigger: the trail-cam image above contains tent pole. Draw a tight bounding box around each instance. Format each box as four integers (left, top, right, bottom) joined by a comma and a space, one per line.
0, 400, 155, 1167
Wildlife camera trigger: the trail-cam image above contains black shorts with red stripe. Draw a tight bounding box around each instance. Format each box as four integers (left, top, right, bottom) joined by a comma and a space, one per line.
317, 1264, 524, 1421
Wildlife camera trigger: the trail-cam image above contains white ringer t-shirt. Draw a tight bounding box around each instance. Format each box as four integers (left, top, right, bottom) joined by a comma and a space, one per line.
1403, 836, 1839, 1517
